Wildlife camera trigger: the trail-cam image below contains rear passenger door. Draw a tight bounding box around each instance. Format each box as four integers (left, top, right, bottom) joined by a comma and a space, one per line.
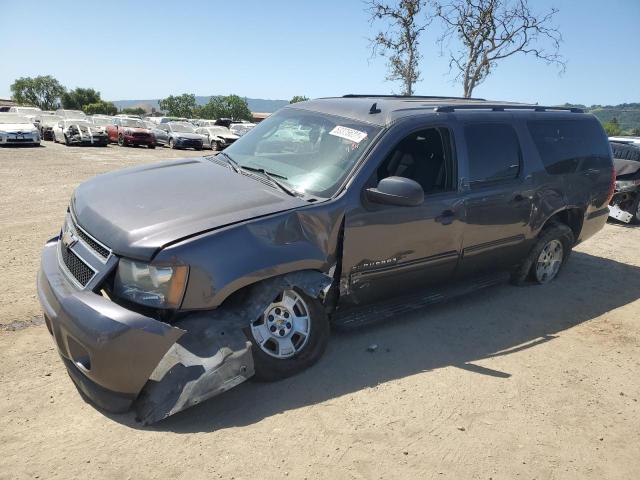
457, 122, 534, 276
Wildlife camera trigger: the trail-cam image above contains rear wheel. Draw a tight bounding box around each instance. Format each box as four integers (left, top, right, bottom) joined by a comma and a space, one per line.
118, 134, 125, 147
148, 144, 156, 149
248, 288, 329, 381
511, 222, 574, 285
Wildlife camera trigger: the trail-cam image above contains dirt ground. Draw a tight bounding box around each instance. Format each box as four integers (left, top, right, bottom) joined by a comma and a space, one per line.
0, 141, 639, 480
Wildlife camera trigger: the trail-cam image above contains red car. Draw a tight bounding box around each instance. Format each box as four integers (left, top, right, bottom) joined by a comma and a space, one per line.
106, 117, 156, 148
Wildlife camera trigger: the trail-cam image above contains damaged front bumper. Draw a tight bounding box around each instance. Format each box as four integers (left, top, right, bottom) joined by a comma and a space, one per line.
36, 240, 253, 422
37, 240, 331, 424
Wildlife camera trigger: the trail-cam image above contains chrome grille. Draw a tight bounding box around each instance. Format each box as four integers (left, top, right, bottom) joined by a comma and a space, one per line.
73, 224, 110, 259
59, 243, 95, 287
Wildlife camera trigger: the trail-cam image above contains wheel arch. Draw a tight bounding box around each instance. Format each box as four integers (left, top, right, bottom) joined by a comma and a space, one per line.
540, 207, 584, 243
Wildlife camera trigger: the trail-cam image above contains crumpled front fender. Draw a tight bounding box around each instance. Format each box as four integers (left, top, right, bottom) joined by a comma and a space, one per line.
135, 270, 332, 424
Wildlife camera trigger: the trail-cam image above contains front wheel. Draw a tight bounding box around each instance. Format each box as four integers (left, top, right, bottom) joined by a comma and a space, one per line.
248, 288, 329, 381
118, 135, 125, 147
169, 138, 176, 149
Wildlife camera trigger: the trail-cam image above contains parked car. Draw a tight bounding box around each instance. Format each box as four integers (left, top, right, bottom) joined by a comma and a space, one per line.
91, 115, 114, 128
37, 95, 613, 424
38, 114, 63, 141
106, 117, 155, 148
608, 140, 640, 223
0, 113, 41, 146
143, 120, 170, 147
230, 122, 256, 137
147, 116, 189, 124
8, 106, 43, 126
195, 125, 239, 150
56, 109, 88, 120
161, 121, 204, 150
52, 119, 108, 146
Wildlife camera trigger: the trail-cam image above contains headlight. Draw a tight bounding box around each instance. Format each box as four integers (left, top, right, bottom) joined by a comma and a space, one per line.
114, 258, 188, 309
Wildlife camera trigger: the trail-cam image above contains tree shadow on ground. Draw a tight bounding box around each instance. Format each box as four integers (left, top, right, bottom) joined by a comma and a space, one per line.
111, 251, 640, 432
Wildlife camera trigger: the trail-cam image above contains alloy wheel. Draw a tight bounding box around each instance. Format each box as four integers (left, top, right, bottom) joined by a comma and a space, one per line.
250, 289, 311, 359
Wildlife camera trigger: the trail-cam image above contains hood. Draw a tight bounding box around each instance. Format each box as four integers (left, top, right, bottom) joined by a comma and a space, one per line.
0, 123, 38, 133
72, 158, 307, 260
173, 132, 202, 140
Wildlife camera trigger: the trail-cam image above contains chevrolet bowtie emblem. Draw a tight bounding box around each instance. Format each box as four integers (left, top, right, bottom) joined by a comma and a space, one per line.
62, 228, 79, 249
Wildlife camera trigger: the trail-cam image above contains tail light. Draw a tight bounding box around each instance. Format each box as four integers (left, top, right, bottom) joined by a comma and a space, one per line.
606, 167, 616, 204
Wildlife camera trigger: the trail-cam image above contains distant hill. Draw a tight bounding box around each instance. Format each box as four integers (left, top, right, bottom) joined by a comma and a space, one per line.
111, 96, 289, 114
563, 103, 640, 132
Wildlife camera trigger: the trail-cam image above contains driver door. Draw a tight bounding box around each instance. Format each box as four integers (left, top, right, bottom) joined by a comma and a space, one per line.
341, 125, 464, 305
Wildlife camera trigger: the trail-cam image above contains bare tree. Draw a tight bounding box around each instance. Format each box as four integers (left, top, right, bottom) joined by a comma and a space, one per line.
367, 0, 432, 96
437, 0, 565, 98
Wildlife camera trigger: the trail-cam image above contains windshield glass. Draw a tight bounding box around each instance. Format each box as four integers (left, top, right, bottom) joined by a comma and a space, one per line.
68, 121, 92, 128
224, 109, 381, 197
92, 117, 113, 126
0, 114, 31, 124
170, 122, 196, 133
16, 107, 41, 114
121, 119, 145, 128
210, 127, 231, 135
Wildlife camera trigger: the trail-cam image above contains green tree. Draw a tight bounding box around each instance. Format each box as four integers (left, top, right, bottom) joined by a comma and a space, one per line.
603, 117, 622, 136
10, 75, 65, 110
83, 101, 118, 116
158, 94, 198, 117
120, 107, 147, 116
199, 94, 252, 120
61, 88, 102, 110
290, 95, 309, 104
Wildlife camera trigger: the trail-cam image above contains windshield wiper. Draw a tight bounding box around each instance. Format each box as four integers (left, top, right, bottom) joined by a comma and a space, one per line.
216, 151, 240, 173
239, 165, 298, 197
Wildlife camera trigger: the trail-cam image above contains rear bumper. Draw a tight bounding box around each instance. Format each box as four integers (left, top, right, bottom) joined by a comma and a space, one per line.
37, 240, 184, 412
579, 207, 609, 243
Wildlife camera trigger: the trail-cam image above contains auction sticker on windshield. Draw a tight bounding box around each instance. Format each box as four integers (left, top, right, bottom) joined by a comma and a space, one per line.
329, 126, 368, 144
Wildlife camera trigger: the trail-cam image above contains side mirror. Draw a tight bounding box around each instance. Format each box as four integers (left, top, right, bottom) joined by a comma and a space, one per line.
365, 176, 424, 207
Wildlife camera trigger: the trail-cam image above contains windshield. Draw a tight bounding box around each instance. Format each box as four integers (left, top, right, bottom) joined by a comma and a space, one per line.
224, 109, 381, 197
92, 117, 113, 126
170, 122, 196, 133
16, 107, 41, 114
0, 114, 31, 124
121, 119, 145, 128
210, 127, 231, 135
68, 121, 92, 128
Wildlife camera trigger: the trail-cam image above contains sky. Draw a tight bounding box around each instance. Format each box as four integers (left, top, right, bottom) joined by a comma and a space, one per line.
1, 0, 638, 106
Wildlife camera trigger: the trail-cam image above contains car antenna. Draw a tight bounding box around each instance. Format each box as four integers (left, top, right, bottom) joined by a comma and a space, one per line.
369, 102, 381, 114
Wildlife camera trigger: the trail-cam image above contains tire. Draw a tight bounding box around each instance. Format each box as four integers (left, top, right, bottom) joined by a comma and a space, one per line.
118, 135, 125, 147
247, 288, 330, 382
195, 145, 203, 151
148, 144, 156, 149
511, 222, 574, 285
64, 135, 70, 146
169, 138, 176, 149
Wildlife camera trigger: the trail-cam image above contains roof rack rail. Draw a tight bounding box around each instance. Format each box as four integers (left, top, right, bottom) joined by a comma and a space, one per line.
434, 104, 584, 114
342, 94, 487, 101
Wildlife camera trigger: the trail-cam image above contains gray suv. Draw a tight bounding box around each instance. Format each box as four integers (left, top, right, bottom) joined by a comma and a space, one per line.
37, 95, 614, 423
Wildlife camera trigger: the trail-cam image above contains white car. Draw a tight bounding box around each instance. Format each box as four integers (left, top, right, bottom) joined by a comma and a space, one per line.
0, 113, 41, 146
230, 122, 256, 137
56, 109, 88, 120
195, 126, 240, 150
52, 119, 108, 146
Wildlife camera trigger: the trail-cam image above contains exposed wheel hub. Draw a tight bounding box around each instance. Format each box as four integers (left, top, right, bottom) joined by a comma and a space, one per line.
250, 289, 311, 359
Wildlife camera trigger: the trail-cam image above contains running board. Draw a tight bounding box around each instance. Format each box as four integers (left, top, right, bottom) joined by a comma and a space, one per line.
331, 272, 510, 330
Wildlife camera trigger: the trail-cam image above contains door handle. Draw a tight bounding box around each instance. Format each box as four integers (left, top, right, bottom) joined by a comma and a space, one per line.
436, 209, 455, 225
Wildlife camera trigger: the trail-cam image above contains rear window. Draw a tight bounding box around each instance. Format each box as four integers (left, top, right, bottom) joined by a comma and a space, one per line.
527, 119, 610, 175
465, 124, 521, 185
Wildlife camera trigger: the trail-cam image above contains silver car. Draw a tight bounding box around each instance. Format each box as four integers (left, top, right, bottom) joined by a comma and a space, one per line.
195, 126, 240, 150
0, 113, 41, 146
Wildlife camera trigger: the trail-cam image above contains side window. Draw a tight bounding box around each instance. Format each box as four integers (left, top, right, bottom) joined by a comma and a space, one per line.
377, 127, 455, 195
527, 119, 610, 175
465, 124, 521, 185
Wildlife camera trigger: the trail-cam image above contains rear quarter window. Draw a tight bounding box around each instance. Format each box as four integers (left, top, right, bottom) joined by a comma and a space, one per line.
527, 119, 610, 175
